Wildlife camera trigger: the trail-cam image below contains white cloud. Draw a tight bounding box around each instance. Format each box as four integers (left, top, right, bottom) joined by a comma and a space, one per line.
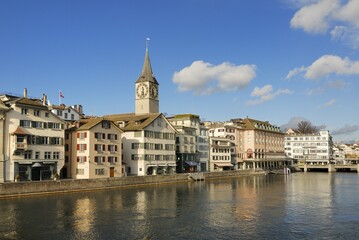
172, 60, 256, 95
305, 79, 346, 95
326, 79, 347, 89
290, 0, 339, 33
332, 124, 359, 135
286, 55, 359, 80
324, 98, 336, 107
246, 84, 292, 105
285, 66, 306, 80
290, 0, 359, 48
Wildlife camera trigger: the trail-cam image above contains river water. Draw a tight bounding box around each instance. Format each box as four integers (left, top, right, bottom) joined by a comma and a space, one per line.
1, 173, 359, 240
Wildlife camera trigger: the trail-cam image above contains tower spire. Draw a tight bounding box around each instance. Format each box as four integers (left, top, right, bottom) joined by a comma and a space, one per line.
136, 38, 158, 84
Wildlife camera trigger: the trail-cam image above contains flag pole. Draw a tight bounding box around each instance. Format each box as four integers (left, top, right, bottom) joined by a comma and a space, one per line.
146, 37, 150, 51
59, 90, 61, 105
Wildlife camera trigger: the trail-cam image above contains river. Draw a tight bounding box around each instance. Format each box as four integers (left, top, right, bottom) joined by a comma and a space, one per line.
1, 172, 359, 240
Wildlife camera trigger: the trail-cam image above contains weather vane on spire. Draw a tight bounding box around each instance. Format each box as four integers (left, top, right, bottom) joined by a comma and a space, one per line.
146, 37, 150, 50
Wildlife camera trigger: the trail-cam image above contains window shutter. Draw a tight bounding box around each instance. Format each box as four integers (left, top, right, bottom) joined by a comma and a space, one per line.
108, 145, 110, 151
108, 157, 110, 162
102, 157, 105, 162
115, 157, 117, 162
84, 144, 87, 150
107, 134, 110, 140
77, 157, 79, 162
103, 133, 105, 139
84, 156, 87, 162
77, 144, 79, 150
84, 132, 87, 138
115, 134, 118, 140
77, 132, 80, 138
103, 144, 105, 151
115, 145, 118, 151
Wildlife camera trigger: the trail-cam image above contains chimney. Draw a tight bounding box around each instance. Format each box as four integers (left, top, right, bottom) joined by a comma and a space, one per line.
23, 88, 28, 98
42, 94, 47, 105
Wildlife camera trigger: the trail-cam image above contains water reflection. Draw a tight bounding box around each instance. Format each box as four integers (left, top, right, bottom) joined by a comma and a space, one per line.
1, 173, 359, 239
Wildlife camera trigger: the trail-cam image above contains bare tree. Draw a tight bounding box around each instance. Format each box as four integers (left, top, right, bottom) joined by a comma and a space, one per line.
297, 121, 318, 134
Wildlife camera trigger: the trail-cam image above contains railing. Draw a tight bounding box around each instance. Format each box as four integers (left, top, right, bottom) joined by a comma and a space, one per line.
14, 142, 27, 149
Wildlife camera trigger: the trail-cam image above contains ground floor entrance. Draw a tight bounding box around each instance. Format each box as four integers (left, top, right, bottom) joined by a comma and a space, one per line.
16, 162, 57, 181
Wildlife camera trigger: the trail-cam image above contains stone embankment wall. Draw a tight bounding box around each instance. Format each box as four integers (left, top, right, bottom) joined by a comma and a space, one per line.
0, 170, 255, 198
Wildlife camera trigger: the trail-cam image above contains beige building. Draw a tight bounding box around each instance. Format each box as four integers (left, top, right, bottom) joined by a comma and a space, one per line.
65, 118, 123, 179
1, 91, 66, 181
209, 123, 239, 169
105, 113, 177, 176
209, 137, 232, 171
168, 114, 201, 173
238, 118, 287, 170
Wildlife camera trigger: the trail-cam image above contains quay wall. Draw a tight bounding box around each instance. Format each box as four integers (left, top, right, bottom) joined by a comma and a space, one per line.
0, 170, 254, 198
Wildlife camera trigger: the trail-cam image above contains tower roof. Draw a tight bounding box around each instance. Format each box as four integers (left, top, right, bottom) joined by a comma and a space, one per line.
136, 49, 159, 84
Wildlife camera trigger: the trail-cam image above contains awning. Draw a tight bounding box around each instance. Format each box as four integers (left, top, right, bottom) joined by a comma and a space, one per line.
214, 162, 233, 167
185, 161, 198, 166
146, 164, 157, 167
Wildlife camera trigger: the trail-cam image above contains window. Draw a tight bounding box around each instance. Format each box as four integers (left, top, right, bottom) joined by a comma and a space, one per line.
34, 110, 40, 116
108, 134, 118, 141
108, 145, 118, 153
21, 108, 28, 115
24, 150, 32, 159
20, 120, 31, 127
77, 156, 87, 163
95, 132, 105, 140
77, 144, 87, 151
71, 114, 74, 120
50, 137, 62, 145
64, 113, 68, 118
95, 169, 105, 175
53, 152, 60, 159
108, 157, 117, 164
35, 151, 40, 159
77, 132, 87, 139
57, 110, 63, 116
157, 118, 162, 126
45, 112, 50, 118
95, 156, 104, 164
102, 121, 111, 129
31, 121, 43, 128
44, 152, 51, 159
48, 122, 62, 129
95, 144, 104, 152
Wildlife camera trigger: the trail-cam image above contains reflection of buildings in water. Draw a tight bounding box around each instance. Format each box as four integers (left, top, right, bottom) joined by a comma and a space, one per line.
132, 187, 178, 238
135, 191, 147, 220
285, 173, 334, 224
73, 197, 95, 233
101, 192, 124, 213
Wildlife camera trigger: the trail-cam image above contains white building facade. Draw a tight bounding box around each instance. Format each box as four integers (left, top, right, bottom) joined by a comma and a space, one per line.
1, 92, 65, 182
285, 130, 333, 165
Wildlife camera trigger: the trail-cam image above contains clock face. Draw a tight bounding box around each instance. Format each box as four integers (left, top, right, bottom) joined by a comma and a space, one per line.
136, 83, 148, 98
150, 84, 158, 99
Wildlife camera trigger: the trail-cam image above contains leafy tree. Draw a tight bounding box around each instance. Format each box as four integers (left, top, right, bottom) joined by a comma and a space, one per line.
297, 121, 318, 134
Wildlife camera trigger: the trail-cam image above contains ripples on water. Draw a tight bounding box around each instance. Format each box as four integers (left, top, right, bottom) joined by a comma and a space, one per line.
1, 173, 359, 240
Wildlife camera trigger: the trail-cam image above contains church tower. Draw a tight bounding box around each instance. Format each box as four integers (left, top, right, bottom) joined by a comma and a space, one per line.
135, 45, 159, 115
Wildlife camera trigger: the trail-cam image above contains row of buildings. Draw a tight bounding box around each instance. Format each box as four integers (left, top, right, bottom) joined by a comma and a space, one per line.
0, 48, 338, 182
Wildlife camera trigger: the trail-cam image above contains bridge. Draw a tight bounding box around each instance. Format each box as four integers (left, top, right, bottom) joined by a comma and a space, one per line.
299, 164, 359, 173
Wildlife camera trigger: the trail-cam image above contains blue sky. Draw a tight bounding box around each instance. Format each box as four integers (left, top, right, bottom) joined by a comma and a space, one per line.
1, 0, 358, 143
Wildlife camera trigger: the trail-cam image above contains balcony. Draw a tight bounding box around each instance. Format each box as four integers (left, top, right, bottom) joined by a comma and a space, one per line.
14, 142, 27, 150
